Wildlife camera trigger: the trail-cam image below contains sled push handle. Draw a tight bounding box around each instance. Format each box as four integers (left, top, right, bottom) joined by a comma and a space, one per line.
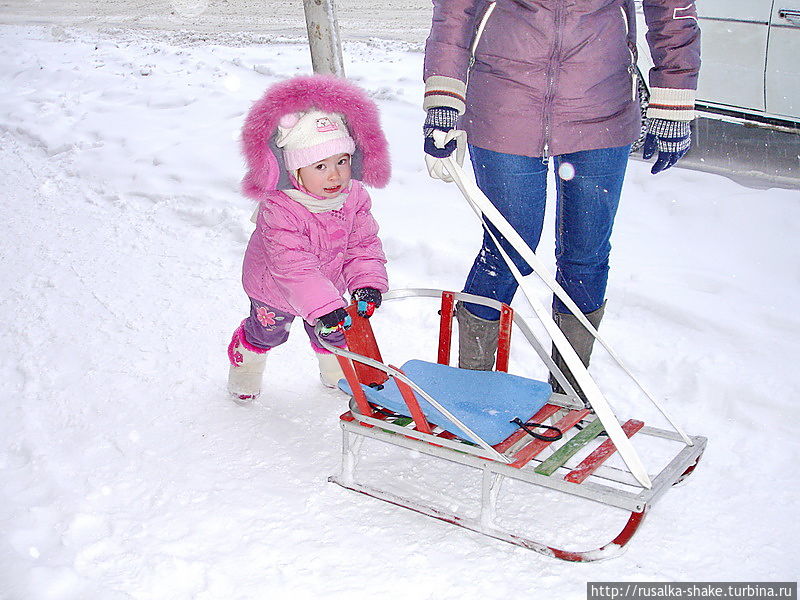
437, 151, 709, 488
438, 151, 692, 449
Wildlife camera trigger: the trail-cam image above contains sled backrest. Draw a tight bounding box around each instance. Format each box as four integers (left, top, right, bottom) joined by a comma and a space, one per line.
343, 292, 516, 387
341, 292, 516, 434
436, 291, 514, 372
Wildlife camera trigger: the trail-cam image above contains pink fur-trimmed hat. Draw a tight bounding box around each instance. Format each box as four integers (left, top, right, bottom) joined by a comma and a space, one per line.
241, 75, 391, 198
275, 109, 355, 170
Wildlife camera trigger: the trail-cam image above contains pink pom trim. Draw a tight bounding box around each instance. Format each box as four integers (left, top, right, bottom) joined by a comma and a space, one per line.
228, 320, 269, 366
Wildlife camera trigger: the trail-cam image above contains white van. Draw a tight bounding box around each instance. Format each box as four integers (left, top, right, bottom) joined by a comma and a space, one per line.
635, 0, 800, 130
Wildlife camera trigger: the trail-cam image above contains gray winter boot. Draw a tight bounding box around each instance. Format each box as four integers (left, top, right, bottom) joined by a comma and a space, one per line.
549, 302, 606, 404
455, 301, 499, 371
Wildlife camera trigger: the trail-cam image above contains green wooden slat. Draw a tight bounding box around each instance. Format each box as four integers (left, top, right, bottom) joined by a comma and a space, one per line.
534, 418, 606, 476
377, 415, 412, 435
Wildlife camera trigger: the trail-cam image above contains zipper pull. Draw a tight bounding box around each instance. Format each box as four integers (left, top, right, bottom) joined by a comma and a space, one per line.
541, 142, 550, 164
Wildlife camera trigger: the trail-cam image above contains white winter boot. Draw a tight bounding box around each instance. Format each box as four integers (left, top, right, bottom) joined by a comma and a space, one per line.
316, 351, 345, 389
227, 325, 269, 401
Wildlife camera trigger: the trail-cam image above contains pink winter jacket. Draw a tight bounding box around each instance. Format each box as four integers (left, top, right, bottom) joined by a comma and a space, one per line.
242, 182, 388, 323
238, 75, 392, 323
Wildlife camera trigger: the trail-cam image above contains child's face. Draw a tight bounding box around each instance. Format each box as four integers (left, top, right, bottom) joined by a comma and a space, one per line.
297, 153, 352, 198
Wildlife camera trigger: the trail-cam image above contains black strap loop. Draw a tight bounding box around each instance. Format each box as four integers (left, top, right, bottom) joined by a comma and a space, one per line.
511, 417, 563, 442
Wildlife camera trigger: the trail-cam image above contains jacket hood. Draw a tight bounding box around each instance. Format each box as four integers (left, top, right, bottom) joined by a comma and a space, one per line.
241, 75, 391, 198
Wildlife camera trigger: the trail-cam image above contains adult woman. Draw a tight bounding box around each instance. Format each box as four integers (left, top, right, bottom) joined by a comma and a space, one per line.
422, 0, 700, 399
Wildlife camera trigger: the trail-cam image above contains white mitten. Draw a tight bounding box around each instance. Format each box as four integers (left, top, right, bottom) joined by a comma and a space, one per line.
425, 129, 467, 182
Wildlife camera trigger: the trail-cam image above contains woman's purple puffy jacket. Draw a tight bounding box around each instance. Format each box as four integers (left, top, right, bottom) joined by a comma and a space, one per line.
423, 0, 701, 157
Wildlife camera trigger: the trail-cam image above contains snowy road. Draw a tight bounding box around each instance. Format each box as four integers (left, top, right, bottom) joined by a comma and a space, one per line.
0, 0, 433, 45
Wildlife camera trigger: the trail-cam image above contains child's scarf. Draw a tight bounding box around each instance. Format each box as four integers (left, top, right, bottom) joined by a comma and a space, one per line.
282, 184, 350, 213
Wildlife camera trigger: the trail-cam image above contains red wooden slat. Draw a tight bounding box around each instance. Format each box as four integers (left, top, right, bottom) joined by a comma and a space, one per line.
564, 419, 644, 484
495, 304, 514, 372
438, 292, 455, 366
493, 403, 561, 453
391, 365, 434, 435
511, 409, 591, 468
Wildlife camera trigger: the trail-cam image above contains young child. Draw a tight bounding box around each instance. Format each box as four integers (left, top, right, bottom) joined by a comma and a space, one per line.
227, 75, 391, 400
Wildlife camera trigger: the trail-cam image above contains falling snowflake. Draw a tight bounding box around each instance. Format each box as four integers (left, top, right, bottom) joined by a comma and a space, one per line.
558, 161, 576, 181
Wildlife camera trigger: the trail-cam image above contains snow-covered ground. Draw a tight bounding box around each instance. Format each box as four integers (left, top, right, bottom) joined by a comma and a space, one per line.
1, 14, 798, 600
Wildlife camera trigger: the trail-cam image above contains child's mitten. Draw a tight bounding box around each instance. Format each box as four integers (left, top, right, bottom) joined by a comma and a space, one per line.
318, 308, 352, 336
351, 287, 382, 318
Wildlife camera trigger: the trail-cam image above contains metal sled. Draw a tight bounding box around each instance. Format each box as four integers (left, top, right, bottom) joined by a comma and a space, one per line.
320, 288, 706, 562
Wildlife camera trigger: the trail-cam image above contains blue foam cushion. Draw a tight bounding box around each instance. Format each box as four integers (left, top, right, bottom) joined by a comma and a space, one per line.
338, 359, 552, 446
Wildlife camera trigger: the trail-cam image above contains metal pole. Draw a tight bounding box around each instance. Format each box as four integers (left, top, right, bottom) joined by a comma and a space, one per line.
302, 0, 345, 77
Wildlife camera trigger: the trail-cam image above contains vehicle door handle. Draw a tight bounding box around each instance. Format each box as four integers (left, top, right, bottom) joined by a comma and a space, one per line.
779, 9, 800, 26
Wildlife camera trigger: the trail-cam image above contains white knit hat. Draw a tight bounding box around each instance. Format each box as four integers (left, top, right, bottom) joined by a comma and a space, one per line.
274, 109, 356, 170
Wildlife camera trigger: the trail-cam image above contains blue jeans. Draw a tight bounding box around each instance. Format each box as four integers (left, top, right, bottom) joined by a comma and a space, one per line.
463, 144, 630, 320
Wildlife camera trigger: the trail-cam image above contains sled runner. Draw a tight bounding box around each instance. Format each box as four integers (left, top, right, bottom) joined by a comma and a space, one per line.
319, 289, 706, 561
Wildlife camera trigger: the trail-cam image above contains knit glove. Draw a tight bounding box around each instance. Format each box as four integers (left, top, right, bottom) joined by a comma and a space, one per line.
423, 106, 466, 182
642, 118, 692, 175
317, 308, 352, 336
351, 287, 382, 318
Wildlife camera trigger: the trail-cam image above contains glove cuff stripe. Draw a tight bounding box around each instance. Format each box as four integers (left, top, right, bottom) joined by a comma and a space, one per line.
423, 76, 467, 114
646, 87, 696, 121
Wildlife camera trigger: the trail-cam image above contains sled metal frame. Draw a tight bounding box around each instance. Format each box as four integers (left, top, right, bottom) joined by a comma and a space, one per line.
322, 289, 707, 562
